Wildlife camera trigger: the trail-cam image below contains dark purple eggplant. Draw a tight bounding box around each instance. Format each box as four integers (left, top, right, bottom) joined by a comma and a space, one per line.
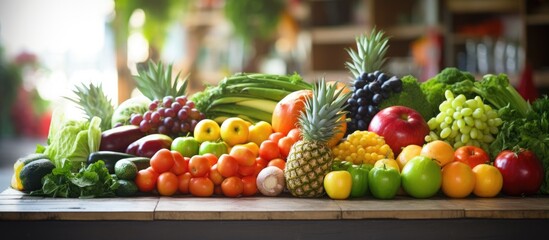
99, 125, 146, 153
126, 134, 173, 158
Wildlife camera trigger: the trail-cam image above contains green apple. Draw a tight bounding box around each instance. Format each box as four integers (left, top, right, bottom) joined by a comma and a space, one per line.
171, 136, 200, 157
199, 141, 228, 158
194, 119, 221, 143
401, 156, 442, 198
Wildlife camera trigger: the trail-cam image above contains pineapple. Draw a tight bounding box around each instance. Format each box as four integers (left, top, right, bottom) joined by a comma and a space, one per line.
344, 28, 404, 133
284, 79, 350, 197
66, 82, 114, 130
134, 60, 188, 100
345, 27, 389, 78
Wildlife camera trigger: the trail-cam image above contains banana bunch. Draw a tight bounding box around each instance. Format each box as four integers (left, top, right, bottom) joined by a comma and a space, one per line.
192, 73, 312, 123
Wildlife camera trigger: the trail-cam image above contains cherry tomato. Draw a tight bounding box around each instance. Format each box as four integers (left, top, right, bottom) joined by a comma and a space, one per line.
170, 150, 188, 175
135, 167, 159, 192
157, 172, 178, 196
278, 136, 296, 159
189, 155, 212, 177
221, 176, 243, 197
454, 146, 490, 169
259, 140, 280, 161
209, 164, 225, 185
441, 161, 476, 198
268, 158, 286, 170
177, 172, 192, 194
150, 149, 175, 173
217, 154, 239, 177
241, 175, 258, 196
189, 177, 214, 197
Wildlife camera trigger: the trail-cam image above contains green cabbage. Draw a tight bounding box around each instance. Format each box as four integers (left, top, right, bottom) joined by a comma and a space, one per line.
39, 110, 102, 171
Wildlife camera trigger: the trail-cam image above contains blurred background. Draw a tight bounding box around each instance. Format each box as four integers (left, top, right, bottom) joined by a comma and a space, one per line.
0, 0, 548, 183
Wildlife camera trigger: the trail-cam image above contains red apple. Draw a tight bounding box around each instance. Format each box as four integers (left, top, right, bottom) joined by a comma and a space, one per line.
368, 106, 429, 156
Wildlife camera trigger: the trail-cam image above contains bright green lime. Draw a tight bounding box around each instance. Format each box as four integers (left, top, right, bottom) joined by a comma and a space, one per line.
116, 179, 138, 197
114, 159, 138, 180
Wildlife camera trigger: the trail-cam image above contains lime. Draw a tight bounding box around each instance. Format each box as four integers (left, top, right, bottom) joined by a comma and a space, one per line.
114, 159, 138, 180
116, 179, 138, 197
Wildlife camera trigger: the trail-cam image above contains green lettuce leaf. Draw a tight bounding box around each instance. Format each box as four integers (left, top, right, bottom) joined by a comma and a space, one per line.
42, 109, 102, 171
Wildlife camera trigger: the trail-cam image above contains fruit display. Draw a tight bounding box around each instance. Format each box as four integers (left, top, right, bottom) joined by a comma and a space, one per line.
8, 26, 549, 203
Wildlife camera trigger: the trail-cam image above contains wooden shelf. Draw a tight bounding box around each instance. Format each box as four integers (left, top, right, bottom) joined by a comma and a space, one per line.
534, 70, 549, 87
445, 0, 521, 14
386, 25, 443, 40
310, 25, 370, 44
526, 14, 549, 25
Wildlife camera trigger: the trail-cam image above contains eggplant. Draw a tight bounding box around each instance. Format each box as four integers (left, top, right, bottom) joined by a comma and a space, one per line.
99, 125, 145, 153
126, 134, 173, 158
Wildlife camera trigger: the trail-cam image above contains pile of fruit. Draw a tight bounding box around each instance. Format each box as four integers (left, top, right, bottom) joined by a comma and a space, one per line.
9, 29, 549, 200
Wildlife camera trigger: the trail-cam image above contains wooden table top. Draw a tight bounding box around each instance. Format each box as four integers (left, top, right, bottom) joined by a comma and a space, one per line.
1, 188, 548, 221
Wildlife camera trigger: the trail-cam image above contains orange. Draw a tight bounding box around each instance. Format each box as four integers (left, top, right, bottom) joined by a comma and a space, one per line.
441, 161, 475, 198
421, 140, 455, 167
472, 164, 503, 198
397, 145, 422, 170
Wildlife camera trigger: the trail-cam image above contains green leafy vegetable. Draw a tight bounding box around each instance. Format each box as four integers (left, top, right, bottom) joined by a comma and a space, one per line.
490, 96, 549, 194
40, 110, 102, 171
31, 159, 118, 198
379, 75, 435, 120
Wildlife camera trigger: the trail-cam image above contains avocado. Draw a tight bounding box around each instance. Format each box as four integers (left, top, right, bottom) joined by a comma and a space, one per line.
19, 159, 55, 192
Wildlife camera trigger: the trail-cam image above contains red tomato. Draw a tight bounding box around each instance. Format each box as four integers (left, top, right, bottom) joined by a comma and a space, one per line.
221, 176, 243, 197
170, 151, 188, 175
238, 163, 256, 177
177, 172, 192, 194
268, 158, 286, 171
217, 154, 239, 178
150, 149, 175, 173
259, 140, 280, 161
189, 177, 214, 197
203, 153, 218, 166
135, 167, 159, 192
209, 164, 225, 185
278, 136, 296, 159
494, 149, 544, 196
454, 146, 490, 169
189, 155, 212, 177
241, 175, 258, 196
256, 157, 269, 169
287, 128, 301, 142
268, 132, 285, 144
157, 172, 178, 196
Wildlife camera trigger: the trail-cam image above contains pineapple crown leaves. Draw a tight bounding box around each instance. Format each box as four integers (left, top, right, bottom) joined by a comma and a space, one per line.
65, 82, 114, 130
345, 27, 390, 78
134, 60, 188, 100
298, 79, 351, 142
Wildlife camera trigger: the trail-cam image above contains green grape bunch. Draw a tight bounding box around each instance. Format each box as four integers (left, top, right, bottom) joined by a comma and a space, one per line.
425, 90, 503, 152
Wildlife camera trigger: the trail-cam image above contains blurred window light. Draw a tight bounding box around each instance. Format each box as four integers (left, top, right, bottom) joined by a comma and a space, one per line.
0, 0, 117, 105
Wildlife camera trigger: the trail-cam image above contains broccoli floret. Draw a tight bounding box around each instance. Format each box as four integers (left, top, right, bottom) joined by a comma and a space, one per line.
379, 75, 435, 120
419, 67, 477, 118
